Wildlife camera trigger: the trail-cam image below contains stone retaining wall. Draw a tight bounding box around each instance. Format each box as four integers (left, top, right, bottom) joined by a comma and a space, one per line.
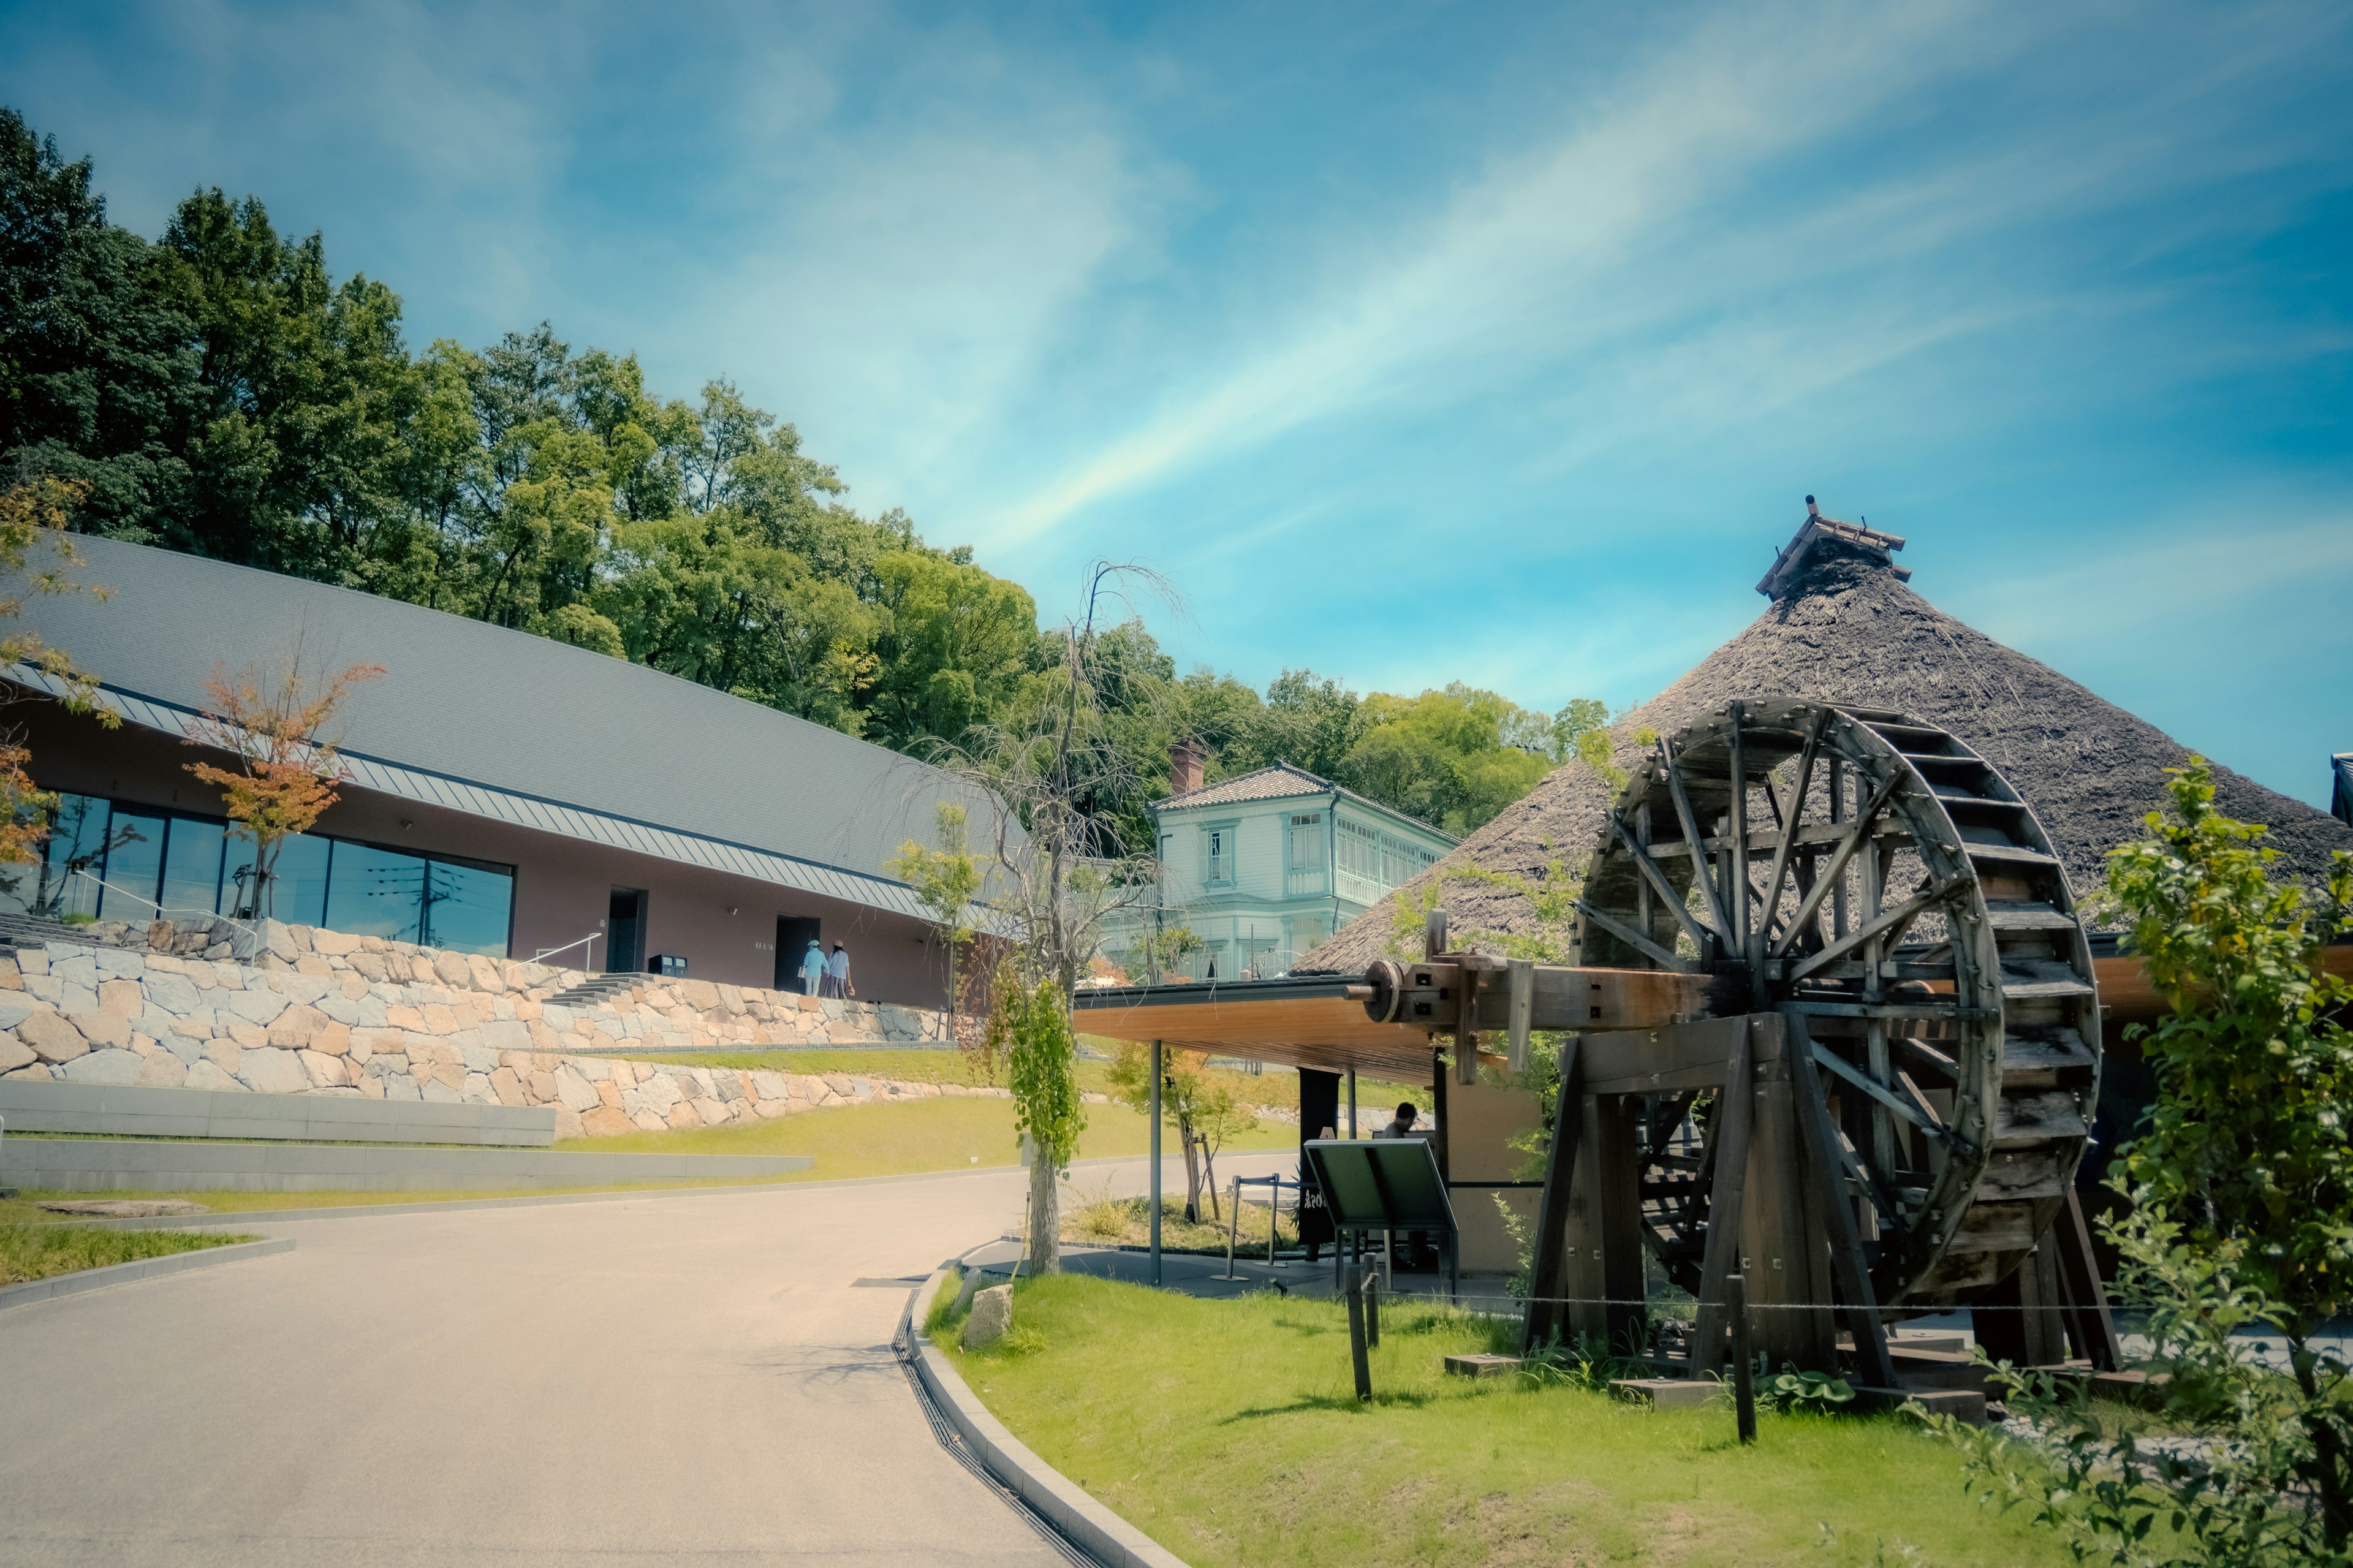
0, 917, 993, 1141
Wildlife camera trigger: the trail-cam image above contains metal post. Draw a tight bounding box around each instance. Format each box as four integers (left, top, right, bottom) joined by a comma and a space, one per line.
1150, 1039, 1162, 1289
1363, 1262, 1381, 1348
1344, 1259, 1372, 1400
1346, 1068, 1357, 1137
1220, 1176, 1242, 1281
1268, 1177, 1281, 1265
1729, 1271, 1757, 1444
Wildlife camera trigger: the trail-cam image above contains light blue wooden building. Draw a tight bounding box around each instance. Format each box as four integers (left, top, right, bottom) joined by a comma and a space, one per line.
1099, 757, 1459, 982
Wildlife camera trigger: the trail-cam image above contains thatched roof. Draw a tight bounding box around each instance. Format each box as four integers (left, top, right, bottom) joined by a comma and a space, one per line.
1298, 513, 2353, 974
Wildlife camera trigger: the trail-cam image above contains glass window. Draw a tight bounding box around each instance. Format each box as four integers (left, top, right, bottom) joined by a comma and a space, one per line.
421, 857, 512, 956
158, 818, 229, 918
34, 792, 112, 919
97, 809, 167, 922
323, 840, 425, 941
1207, 828, 1228, 885
236, 831, 332, 925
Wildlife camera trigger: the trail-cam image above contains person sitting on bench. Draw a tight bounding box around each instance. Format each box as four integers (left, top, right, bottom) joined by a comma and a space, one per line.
1373, 1101, 1437, 1271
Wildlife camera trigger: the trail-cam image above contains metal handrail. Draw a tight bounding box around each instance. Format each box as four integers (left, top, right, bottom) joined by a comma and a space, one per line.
40, 868, 260, 944
531, 931, 603, 969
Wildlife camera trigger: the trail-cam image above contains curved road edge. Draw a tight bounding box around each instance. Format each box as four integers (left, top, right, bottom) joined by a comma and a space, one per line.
0, 1236, 297, 1314
901, 1263, 1192, 1568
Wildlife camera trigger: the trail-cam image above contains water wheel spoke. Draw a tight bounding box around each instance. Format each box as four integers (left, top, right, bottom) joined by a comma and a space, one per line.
1578, 893, 1692, 972
1758, 710, 1827, 940
1811, 1041, 1966, 1152
1658, 739, 1733, 942
1786, 876, 1966, 983
1768, 771, 1905, 958
1610, 819, 1717, 951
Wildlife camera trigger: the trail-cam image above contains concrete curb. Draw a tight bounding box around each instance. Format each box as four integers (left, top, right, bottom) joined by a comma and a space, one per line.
0, 1235, 296, 1312
906, 1265, 1191, 1568
40, 1146, 1281, 1231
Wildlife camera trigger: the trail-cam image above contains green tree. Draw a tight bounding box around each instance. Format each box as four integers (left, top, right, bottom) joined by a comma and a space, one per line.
1341, 682, 1552, 833
0, 109, 199, 537
1106, 1040, 1257, 1221
1933, 761, 2353, 1563
887, 802, 983, 1024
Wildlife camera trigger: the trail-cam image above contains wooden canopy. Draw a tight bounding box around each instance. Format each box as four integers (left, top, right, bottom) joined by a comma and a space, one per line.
1072, 977, 1442, 1081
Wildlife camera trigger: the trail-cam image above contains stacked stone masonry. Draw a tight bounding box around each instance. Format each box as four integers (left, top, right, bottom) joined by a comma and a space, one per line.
0, 917, 993, 1141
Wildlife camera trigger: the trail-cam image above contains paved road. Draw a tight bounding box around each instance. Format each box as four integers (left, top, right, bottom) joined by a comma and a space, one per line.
0, 1152, 1287, 1567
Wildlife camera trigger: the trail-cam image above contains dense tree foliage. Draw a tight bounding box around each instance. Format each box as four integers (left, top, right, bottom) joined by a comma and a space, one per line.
0, 108, 1601, 850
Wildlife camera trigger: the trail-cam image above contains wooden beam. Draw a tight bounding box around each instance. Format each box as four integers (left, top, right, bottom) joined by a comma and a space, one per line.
1786, 879, 1965, 983
1576, 898, 1689, 972
1520, 1035, 1584, 1354
1689, 1018, 1755, 1379
1660, 740, 1733, 944
1614, 818, 1715, 952
1787, 1013, 1898, 1388
1768, 771, 1905, 958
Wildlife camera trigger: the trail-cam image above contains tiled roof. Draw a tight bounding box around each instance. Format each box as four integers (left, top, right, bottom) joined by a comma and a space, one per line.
1157, 764, 1458, 843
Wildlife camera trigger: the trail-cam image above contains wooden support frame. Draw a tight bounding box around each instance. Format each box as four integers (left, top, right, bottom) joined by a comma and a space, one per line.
1784, 1010, 1898, 1389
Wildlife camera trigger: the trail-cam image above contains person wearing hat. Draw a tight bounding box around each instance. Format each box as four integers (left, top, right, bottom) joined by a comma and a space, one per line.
797, 938, 827, 995
823, 941, 852, 999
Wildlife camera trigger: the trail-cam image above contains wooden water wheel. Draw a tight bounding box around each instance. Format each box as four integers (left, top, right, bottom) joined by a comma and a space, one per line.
1574, 698, 2102, 1309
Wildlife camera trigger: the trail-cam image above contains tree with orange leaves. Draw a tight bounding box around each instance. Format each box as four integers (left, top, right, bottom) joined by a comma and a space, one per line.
182, 650, 384, 918
0, 474, 116, 880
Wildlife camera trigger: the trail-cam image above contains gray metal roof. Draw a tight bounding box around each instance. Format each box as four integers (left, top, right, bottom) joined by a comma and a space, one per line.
5, 536, 1012, 923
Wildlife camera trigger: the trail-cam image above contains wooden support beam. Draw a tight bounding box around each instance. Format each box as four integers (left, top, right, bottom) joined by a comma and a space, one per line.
1520, 1036, 1585, 1354
2052, 1189, 2124, 1371
1689, 1019, 1755, 1379
1786, 1012, 1898, 1388
1505, 958, 1536, 1074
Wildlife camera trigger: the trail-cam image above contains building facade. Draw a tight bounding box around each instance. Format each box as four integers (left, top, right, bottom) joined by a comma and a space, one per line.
2, 537, 1004, 1006
1099, 759, 1457, 982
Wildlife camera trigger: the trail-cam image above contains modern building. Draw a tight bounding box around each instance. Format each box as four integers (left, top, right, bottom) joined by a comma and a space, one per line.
1, 536, 1004, 1006
2335, 752, 2352, 828
1099, 745, 1457, 983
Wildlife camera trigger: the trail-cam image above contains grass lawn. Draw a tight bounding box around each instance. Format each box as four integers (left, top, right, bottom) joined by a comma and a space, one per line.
934, 1274, 2081, 1568
0, 1095, 1303, 1229
558, 1091, 1297, 1171
0, 1222, 259, 1286
0, 1178, 815, 1227
614, 1045, 1430, 1121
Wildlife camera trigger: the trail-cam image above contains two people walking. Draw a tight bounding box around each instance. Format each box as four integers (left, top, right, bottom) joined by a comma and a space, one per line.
797, 938, 852, 998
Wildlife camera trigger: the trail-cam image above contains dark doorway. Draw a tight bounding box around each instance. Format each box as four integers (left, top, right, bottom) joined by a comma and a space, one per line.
775, 915, 822, 992
607, 888, 646, 973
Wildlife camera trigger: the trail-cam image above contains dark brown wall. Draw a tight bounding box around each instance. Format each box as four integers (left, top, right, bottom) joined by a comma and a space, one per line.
15, 702, 954, 1006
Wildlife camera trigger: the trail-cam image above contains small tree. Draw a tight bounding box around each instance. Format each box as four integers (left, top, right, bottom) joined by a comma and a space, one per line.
995, 976, 1085, 1244
887, 801, 983, 1025
0, 475, 116, 888
953, 562, 1170, 1273
1120, 922, 1202, 985
183, 650, 385, 919
1106, 1042, 1258, 1221
1931, 760, 2353, 1564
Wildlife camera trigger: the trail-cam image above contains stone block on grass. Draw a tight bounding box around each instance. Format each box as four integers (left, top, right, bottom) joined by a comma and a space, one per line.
963, 1284, 1013, 1350
1610, 1378, 1719, 1411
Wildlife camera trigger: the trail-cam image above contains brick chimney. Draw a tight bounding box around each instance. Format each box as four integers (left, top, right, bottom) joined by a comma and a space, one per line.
1169, 738, 1206, 796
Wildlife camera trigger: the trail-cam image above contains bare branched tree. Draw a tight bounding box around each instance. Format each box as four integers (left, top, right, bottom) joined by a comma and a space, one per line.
938, 561, 1181, 1272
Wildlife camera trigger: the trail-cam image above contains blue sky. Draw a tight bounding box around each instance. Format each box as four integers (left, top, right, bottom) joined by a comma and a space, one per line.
7, 1, 2349, 805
